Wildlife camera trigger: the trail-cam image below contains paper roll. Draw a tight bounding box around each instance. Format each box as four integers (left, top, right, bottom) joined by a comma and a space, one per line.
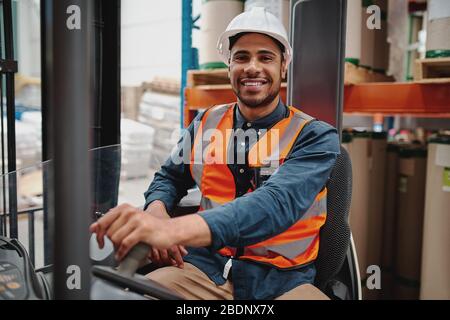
347, 134, 371, 298
345, 0, 362, 63
394, 148, 427, 300
200, 0, 244, 68
426, 17, 450, 53
420, 142, 450, 299
365, 136, 387, 300
380, 145, 399, 300
360, 5, 376, 69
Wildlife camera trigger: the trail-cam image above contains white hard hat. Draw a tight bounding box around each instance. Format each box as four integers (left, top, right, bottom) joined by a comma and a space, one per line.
217, 7, 292, 66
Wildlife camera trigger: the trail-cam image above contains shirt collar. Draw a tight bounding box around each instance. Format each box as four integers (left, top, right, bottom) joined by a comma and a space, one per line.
234, 99, 288, 130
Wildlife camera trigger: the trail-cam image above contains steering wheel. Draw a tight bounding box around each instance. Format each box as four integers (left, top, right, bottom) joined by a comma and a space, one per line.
91, 243, 184, 300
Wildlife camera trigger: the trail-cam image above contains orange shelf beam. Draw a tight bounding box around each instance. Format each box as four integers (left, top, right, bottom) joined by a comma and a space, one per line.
184, 82, 450, 127
344, 82, 450, 114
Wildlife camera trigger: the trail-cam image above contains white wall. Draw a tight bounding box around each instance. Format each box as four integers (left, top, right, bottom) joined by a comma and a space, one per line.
16, 0, 197, 86
17, 0, 41, 77
121, 0, 183, 86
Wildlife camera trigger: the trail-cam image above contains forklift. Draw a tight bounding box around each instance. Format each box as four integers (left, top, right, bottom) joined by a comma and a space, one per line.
0, 0, 361, 300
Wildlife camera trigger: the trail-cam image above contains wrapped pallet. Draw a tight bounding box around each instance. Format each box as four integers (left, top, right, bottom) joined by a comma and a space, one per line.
138, 91, 181, 170
120, 119, 155, 179
2, 118, 42, 170
380, 143, 400, 300
394, 146, 427, 300
121, 86, 143, 121
420, 135, 450, 299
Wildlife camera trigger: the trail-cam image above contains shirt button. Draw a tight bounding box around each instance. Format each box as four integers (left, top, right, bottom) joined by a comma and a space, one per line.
240, 142, 245, 147
239, 168, 245, 174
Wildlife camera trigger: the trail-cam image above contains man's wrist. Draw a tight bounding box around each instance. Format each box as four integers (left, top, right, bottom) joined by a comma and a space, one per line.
165, 214, 212, 247
164, 218, 180, 245
145, 200, 170, 219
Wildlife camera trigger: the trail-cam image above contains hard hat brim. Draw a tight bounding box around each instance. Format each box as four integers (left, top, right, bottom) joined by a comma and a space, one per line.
217, 29, 293, 67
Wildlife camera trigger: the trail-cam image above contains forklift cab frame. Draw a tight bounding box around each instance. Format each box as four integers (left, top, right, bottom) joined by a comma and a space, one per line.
0, 0, 361, 300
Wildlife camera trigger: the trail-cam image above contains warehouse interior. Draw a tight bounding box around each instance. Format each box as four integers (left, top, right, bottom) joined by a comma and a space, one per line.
0, 0, 449, 300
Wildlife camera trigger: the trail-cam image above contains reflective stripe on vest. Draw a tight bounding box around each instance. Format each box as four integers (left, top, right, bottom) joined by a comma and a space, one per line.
190, 104, 236, 205
247, 110, 314, 168
200, 197, 222, 211
190, 104, 327, 269
190, 104, 231, 188
239, 189, 327, 268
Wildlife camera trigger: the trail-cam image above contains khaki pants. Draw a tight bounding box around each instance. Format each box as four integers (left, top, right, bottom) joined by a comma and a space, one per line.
146, 262, 329, 300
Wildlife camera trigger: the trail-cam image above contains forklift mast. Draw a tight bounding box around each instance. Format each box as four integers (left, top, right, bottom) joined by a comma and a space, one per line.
40, 0, 121, 299
288, 0, 346, 137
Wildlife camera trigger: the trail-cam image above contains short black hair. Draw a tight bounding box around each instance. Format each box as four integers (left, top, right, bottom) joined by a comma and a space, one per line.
228, 32, 285, 55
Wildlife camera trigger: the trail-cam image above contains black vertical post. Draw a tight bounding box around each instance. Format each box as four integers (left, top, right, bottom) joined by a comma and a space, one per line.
91, 0, 121, 214
28, 212, 35, 266
92, 0, 103, 150
41, 0, 54, 265
288, 0, 347, 137
52, 0, 93, 299
3, 0, 18, 239
97, 0, 120, 148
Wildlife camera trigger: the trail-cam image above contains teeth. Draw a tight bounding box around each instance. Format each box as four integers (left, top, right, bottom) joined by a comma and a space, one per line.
243, 82, 263, 86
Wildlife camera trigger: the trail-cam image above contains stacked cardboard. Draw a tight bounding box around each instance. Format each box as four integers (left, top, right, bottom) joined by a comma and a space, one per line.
138, 91, 181, 170
1, 116, 42, 170
120, 119, 155, 179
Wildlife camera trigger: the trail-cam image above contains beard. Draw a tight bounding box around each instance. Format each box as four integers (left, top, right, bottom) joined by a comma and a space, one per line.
233, 77, 282, 109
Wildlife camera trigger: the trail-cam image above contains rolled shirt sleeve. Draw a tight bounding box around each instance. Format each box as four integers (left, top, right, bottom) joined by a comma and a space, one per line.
199, 120, 340, 250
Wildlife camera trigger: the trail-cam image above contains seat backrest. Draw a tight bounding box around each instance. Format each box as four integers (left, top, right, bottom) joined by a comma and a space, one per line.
314, 145, 352, 291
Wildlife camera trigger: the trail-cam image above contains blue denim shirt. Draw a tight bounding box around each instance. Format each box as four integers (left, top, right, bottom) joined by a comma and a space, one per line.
144, 100, 340, 299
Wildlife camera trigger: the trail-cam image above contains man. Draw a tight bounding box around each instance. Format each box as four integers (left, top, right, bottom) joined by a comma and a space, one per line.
90, 7, 340, 300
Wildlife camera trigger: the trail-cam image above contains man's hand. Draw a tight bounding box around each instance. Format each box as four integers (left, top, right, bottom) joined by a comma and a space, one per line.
145, 200, 188, 269
90, 203, 176, 261
148, 244, 188, 269
90, 203, 212, 263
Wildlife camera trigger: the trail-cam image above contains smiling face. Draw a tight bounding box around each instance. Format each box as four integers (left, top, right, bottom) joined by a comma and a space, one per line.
229, 33, 287, 110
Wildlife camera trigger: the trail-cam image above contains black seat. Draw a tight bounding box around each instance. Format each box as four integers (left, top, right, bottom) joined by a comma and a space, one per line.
314, 146, 359, 300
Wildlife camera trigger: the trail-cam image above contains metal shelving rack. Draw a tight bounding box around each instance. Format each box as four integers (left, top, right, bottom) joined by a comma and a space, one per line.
180, 1, 450, 128
183, 82, 450, 127
181, 0, 199, 128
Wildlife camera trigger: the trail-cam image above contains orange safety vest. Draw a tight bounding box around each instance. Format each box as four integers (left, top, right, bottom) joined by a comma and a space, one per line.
190, 104, 327, 269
